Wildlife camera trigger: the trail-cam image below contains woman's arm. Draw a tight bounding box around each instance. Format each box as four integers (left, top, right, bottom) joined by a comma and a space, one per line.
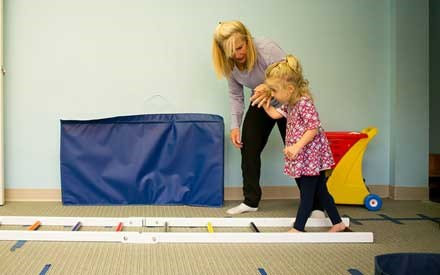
253, 89, 283, 119
227, 76, 245, 130
250, 84, 271, 107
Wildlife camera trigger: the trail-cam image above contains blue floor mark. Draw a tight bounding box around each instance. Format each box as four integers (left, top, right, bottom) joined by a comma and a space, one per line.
39, 264, 52, 275
354, 218, 384, 221
258, 268, 268, 275
339, 214, 440, 226
10, 240, 26, 252
377, 214, 403, 224
417, 214, 440, 224
393, 217, 429, 221
348, 268, 363, 275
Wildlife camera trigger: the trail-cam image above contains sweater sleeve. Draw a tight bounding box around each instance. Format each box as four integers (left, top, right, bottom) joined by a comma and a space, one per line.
298, 98, 321, 130
227, 76, 244, 129
259, 39, 286, 68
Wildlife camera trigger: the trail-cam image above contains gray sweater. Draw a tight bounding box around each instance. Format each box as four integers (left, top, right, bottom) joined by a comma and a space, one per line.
227, 37, 286, 129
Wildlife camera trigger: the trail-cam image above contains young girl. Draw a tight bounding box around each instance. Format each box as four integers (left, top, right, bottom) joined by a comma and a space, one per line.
256, 54, 348, 232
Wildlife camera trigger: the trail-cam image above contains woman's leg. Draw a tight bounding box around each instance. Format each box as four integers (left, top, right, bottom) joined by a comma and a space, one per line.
240, 105, 276, 208
293, 175, 319, 231
276, 116, 286, 144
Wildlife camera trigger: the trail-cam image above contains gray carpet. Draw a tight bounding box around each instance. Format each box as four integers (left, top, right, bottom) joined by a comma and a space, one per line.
0, 199, 439, 274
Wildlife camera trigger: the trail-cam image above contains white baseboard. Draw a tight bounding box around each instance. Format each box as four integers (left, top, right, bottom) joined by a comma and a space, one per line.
225, 185, 391, 200
4, 185, 428, 202
388, 185, 429, 200
226, 185, 429, 201
5, 189, 61, 202
224, 186, 300, 200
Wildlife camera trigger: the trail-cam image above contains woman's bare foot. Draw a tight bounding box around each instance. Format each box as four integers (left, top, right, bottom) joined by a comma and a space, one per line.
328, 222, 346, 232
287, 228, 302, 233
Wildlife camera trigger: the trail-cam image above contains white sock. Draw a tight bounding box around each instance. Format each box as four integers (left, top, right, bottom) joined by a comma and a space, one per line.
226, 203, 258, 215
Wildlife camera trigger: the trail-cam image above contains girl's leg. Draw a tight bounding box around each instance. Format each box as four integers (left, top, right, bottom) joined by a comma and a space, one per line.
315, 171, 346, 231
282, 114, 322, 214
296, 181, 324, 214
293, 175, 319, 232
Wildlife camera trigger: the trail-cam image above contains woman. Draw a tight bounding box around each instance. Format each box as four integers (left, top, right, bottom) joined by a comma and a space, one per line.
212, 21, 325, 216
212, 20, 287, 214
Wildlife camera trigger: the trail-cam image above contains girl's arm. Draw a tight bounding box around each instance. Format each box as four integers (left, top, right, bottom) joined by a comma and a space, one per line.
263, 104, 283, 119
296, 128, 318, 148
284, 128, 318, 159
284, 98, 321, 159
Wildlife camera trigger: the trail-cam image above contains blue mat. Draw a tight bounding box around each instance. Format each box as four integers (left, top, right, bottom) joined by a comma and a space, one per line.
60, 113, 224, 207
375, 253, 440, 275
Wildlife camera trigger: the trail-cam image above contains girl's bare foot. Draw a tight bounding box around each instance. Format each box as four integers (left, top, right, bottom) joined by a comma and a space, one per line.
287, 228, 301, 233
328, 222, 346, 232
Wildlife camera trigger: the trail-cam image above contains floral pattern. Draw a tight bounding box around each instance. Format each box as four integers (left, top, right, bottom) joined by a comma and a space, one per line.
278, 97, 334, 178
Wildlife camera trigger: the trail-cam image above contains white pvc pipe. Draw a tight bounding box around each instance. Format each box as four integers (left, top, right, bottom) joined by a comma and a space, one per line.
0, 216, 371, 243
0, 216, 350, 228
0, 231, 374, 244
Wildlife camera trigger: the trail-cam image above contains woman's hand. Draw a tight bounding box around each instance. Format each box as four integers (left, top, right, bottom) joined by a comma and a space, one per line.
230, 128, 243, 148
283, 144, 302, 159
250, 84, 271, 108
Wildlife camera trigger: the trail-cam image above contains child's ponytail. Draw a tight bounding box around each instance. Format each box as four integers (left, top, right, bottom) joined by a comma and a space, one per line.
286, 55, 300, 74
287, 55, 310, 97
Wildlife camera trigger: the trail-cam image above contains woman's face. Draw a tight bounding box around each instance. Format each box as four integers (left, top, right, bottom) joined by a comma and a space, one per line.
231, 36, 248, 64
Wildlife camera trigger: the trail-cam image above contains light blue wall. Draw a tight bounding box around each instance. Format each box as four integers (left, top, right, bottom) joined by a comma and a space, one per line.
430, 0, 440, 154
391, 0, 429, 187
3, 0, 429, 189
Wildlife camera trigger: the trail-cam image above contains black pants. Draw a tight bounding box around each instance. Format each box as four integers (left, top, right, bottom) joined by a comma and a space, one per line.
293, 171, 342, 231
241, 105, 285, 207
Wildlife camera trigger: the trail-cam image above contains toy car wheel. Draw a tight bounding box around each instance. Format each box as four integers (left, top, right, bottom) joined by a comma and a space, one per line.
364, 194, 382, 211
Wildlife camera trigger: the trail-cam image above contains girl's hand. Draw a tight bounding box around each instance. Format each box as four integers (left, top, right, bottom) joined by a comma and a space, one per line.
250, 84, 271, 107
283, 144, 302, 159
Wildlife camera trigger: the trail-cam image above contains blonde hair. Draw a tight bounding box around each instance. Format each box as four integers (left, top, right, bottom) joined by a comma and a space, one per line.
265, 54, 312, 105
212, 20, 257, 78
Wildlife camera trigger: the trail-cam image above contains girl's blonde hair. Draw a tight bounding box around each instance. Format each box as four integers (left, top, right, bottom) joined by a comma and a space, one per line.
265, 54, 312, 105
212, 20, 257, 78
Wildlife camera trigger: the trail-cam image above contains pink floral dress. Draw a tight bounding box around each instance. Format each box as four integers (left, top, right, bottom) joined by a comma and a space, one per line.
278, 96, 334, 178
